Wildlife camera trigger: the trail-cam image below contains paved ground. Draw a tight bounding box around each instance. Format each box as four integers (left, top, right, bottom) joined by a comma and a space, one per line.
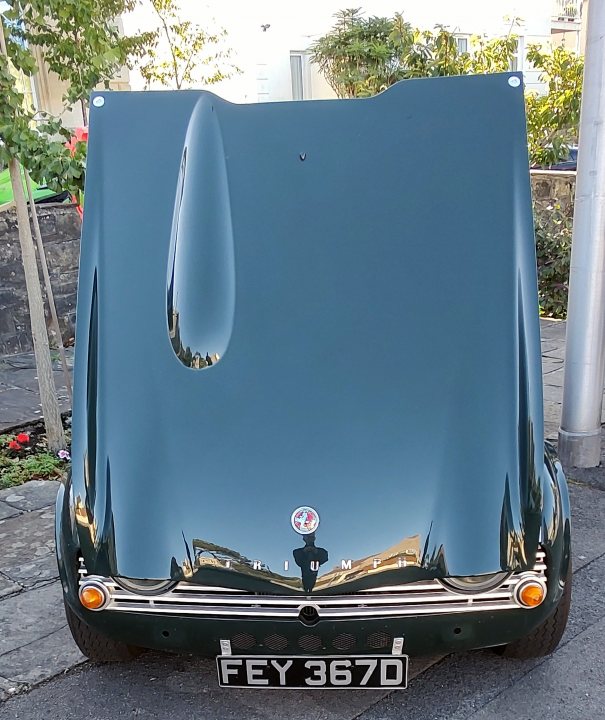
1, 319, 605, 719
0, 350, 73, 431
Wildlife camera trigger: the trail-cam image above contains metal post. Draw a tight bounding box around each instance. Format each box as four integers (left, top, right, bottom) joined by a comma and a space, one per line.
558, 0, 605, 467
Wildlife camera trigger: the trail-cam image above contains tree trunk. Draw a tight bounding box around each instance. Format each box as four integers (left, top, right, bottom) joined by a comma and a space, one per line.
7, 159, 66, 452
80, 98, 88, 126
24, 169, 73, 407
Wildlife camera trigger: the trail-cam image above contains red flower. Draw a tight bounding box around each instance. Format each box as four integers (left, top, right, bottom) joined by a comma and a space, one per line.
16, 433, 30, 444
65, 126, 88, 155
8, 440, 22, 451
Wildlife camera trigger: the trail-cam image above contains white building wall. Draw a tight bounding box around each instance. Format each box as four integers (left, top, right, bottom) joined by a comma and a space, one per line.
123, 0, 553, 102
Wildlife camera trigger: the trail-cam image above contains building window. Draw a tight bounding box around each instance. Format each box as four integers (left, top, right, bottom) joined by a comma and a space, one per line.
455, 36, 469, 54
290, 51, 311, 101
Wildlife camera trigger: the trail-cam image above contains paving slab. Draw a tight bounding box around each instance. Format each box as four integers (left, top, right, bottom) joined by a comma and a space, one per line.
0, 677, 26, 704
543, 368, 564, 387
0, 371, 43, 395
0, 582, 66, 657
544, 401, 562, 423
0, 352, 73, 432
0, 390, 39, 432
567, 482, 605, 571
0, 625, 84, 687
0, 481, 60, 512
541, 357, 564, 375
543, 384, 564, 403
0, 504, 19, 522
539, 319, 567, 340
0, 577, 20, 600
539, 339, 561, 353
0, 508, 56, 589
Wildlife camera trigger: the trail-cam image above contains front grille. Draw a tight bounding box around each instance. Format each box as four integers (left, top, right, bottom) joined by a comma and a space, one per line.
332, 633, 357, 651
367, 631, 392, 649
298, 634, 322, 651
229, 633, 391, 653
78, 549, 547, 621
231, 632, 255, 650
264, 633, 288, 651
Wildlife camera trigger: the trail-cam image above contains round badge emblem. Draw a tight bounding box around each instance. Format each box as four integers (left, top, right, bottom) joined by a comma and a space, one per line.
291, 506, 320, 535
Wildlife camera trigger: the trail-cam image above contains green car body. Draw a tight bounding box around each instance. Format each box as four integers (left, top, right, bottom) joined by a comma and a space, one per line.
57, 73, 571, 665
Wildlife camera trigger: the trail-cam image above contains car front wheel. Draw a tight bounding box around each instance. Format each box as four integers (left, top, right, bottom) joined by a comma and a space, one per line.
65, 600, 143, 662
495, 560, 572, 659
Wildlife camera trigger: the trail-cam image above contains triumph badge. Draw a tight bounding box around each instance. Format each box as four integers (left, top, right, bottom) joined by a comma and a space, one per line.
291, 506, 320, 535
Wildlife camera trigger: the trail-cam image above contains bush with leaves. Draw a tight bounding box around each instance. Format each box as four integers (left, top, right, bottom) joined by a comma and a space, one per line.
1, 1, 155, 195
534, 202, 572, 318
310, 9, 518, 99
0, 20, 77, 194
16, 0, 155, 125
525, 45, 583, 167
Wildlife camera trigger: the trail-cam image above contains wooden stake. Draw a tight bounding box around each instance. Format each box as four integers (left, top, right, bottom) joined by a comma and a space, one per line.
24, 169, 73, 406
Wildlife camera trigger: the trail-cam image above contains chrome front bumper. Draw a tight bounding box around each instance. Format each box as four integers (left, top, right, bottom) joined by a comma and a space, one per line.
78, 550, 547, 620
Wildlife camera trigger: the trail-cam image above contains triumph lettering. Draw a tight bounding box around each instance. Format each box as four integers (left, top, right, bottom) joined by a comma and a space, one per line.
220, 555, 417, 573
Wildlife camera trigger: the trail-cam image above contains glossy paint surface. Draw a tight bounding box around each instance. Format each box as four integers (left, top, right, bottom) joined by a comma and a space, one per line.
71, 73, 549, 594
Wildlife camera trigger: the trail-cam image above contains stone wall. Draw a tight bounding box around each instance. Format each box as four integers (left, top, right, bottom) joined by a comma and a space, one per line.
0, 204, 80, 356
530, 170, 576, 216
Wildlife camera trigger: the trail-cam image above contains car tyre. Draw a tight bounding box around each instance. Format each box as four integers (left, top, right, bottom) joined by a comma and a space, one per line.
65, 600, 143, 662
495, 559, 572, 659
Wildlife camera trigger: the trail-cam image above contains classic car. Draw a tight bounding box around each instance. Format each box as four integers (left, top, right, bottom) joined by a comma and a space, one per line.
56, 72, 571, 689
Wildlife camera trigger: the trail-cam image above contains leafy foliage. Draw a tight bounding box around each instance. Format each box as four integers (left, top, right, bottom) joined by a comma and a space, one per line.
0, 428, 68, 489
525, 45, 583, 167
139, 0, 237, 90
0, 15, 75, 192
14, 0, 155, 124
0, 453, 62, 488
1, 1, 155, 194
534, 202, 572, 318
310, 9, 518, 98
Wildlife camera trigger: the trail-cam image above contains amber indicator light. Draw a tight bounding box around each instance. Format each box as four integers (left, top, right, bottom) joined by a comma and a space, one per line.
79, 584, 107, 610
518, 582, 545, 607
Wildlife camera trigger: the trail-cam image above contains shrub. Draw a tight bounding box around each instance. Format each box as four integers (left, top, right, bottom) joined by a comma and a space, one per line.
534, 203, 572, 319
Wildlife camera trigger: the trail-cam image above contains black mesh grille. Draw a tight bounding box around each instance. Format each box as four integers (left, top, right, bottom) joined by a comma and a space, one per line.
332, 633, 356, 651
231, 633, 255, 650
229, 630, 393, 653
298, 634, 322, 651
264, 634, 289, 651
366, 632, 392, 649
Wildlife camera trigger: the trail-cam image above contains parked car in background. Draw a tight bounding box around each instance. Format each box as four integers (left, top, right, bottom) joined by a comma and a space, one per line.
532, 146, 578, 172
0, 163, 68, 205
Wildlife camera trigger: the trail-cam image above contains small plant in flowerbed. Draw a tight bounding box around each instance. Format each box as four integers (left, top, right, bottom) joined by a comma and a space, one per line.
0, 421, 71, 490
